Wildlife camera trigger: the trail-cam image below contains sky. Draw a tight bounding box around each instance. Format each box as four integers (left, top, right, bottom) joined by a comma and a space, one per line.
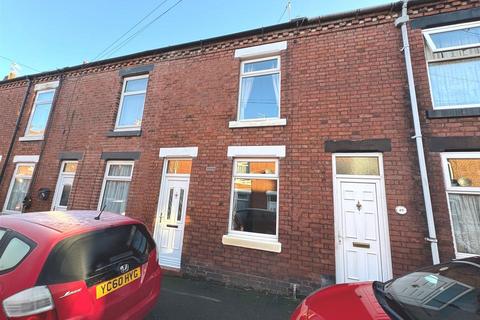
0, 0, 393, 77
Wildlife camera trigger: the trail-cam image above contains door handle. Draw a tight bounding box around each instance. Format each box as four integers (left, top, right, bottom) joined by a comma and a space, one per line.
167, 224, 178, 228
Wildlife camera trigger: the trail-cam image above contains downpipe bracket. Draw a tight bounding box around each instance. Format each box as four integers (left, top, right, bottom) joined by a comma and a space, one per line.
425, 237, 438, 243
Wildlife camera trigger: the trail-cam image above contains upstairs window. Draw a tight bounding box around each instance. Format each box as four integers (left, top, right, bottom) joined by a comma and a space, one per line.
238, 57, 280, 121
115, 75, 148, 131
24, 90, 55, 138
423, 21, 480, 109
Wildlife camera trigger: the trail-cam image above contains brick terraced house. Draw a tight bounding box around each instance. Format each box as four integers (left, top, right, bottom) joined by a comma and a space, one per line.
0, 0, 479, 295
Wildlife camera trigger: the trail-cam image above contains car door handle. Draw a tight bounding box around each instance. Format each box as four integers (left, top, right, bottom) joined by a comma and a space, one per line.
167, 224, 178, 228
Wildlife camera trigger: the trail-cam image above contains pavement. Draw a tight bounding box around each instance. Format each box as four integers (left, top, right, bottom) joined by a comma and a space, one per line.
145, 276, 299, 320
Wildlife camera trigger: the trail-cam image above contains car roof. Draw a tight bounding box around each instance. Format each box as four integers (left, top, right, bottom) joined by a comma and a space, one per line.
0, 211, 139, 241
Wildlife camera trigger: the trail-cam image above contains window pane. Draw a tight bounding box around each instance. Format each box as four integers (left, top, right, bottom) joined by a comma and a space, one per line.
429, 58, 480, 107
6, 178, 31, 211
125, 78, 148, 92
27, 103, 52, 136
448, 193, 480, 255
118, 94, 145, 127
167, 160, 192, 174
430, 27, 480, 50
231, 178, 277, 235
36, 91, 54, 102
243, 59, 278, 73
0, 238, 30, 271
336, 157, 380, 175
239, 73, 279, 120
101, 181, 130, 214
108, 164, 132, 177
166, 188, 174, 220
63, 162, 77, 173
236, 161, 276, 175
17, 165, 34, 176
177, 189, 184, 221
59, 184, 72, 207
447, 158, 480, 187
0, 230, 5, 241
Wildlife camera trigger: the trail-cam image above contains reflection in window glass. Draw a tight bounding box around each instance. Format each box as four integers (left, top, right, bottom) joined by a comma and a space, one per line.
25, 90, 55, 137
116, 76, 148, 129
336, 157, 379, 176
243, 59, 278, 73
167, 160, 192, 174
447, 158, 480, 187
231, 177, 278, 236
235, 161, 276, 175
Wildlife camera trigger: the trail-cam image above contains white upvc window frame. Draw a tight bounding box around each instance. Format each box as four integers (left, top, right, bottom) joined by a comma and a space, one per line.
22, 89, 56, 140
441, 152, 480, 258
97, 160, 135, 215
423, 21, 480, 53
3, 163, 36, 214
114, 75, 149, 132
235, 56, 282, 122
227, 158, 280, 241
423, 21, 480, 110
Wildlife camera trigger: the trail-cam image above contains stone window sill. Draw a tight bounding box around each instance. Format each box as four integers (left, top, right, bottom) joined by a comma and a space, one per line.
107, 130, 142, 137
19, 136, 44, 142
229, 118, 287, 129
222, 234, 281, 253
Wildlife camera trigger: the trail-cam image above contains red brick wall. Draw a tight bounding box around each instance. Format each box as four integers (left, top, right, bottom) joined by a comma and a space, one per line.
0, 0, 476, 295
408, 0, 480, 262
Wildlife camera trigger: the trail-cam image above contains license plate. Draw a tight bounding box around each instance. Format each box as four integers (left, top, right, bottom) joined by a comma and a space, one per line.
96, 267, 141, 299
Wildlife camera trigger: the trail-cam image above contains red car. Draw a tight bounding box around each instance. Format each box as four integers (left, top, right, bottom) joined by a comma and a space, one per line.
292, 257, 480, 320
0, 210, 162, 320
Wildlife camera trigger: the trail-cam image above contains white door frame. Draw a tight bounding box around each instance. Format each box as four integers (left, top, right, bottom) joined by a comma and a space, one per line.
332, 153, 393, 283
153, 158, 191, 269
51, 161, 77, 211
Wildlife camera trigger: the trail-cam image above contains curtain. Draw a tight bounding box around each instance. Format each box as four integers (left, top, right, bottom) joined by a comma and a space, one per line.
6, 178, 31, 211
429, 58, 480, 107
108, 164, 132, 177
449, 193, 480, 254
239, 77, 254, 120
272, 74, 280, 113
101, 180, 130, 214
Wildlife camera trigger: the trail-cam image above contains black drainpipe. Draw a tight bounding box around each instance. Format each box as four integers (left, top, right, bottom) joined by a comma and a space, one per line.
0, 78, 32, 186
23, 75, 64, 212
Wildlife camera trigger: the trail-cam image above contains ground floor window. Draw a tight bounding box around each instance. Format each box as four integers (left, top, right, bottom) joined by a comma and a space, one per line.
3, 163, 35, 213
98, 161, 134, 215
229, 159, 278, 238
441, 153, 480, 257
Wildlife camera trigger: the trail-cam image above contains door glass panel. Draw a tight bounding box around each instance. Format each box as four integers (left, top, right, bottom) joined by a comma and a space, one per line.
166, 188, 174, 220
447, 158, 480, 187
336, 157, 380, 176
177, 189, 184, 222
63, 162, 77, 173
59, 184, 72, 207
167, 160, 192, 174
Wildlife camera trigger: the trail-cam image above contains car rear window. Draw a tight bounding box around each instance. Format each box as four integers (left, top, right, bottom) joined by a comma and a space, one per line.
37, 224, 155, 286
0, 229, 35, 274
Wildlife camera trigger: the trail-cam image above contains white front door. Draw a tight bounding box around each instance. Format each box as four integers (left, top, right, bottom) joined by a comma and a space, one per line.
52, 161, 77, 211
155, 177, 189, 269
337, 180, 383, 282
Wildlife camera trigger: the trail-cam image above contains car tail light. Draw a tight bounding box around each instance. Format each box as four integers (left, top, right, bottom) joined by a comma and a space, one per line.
2, 286, 55, 319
